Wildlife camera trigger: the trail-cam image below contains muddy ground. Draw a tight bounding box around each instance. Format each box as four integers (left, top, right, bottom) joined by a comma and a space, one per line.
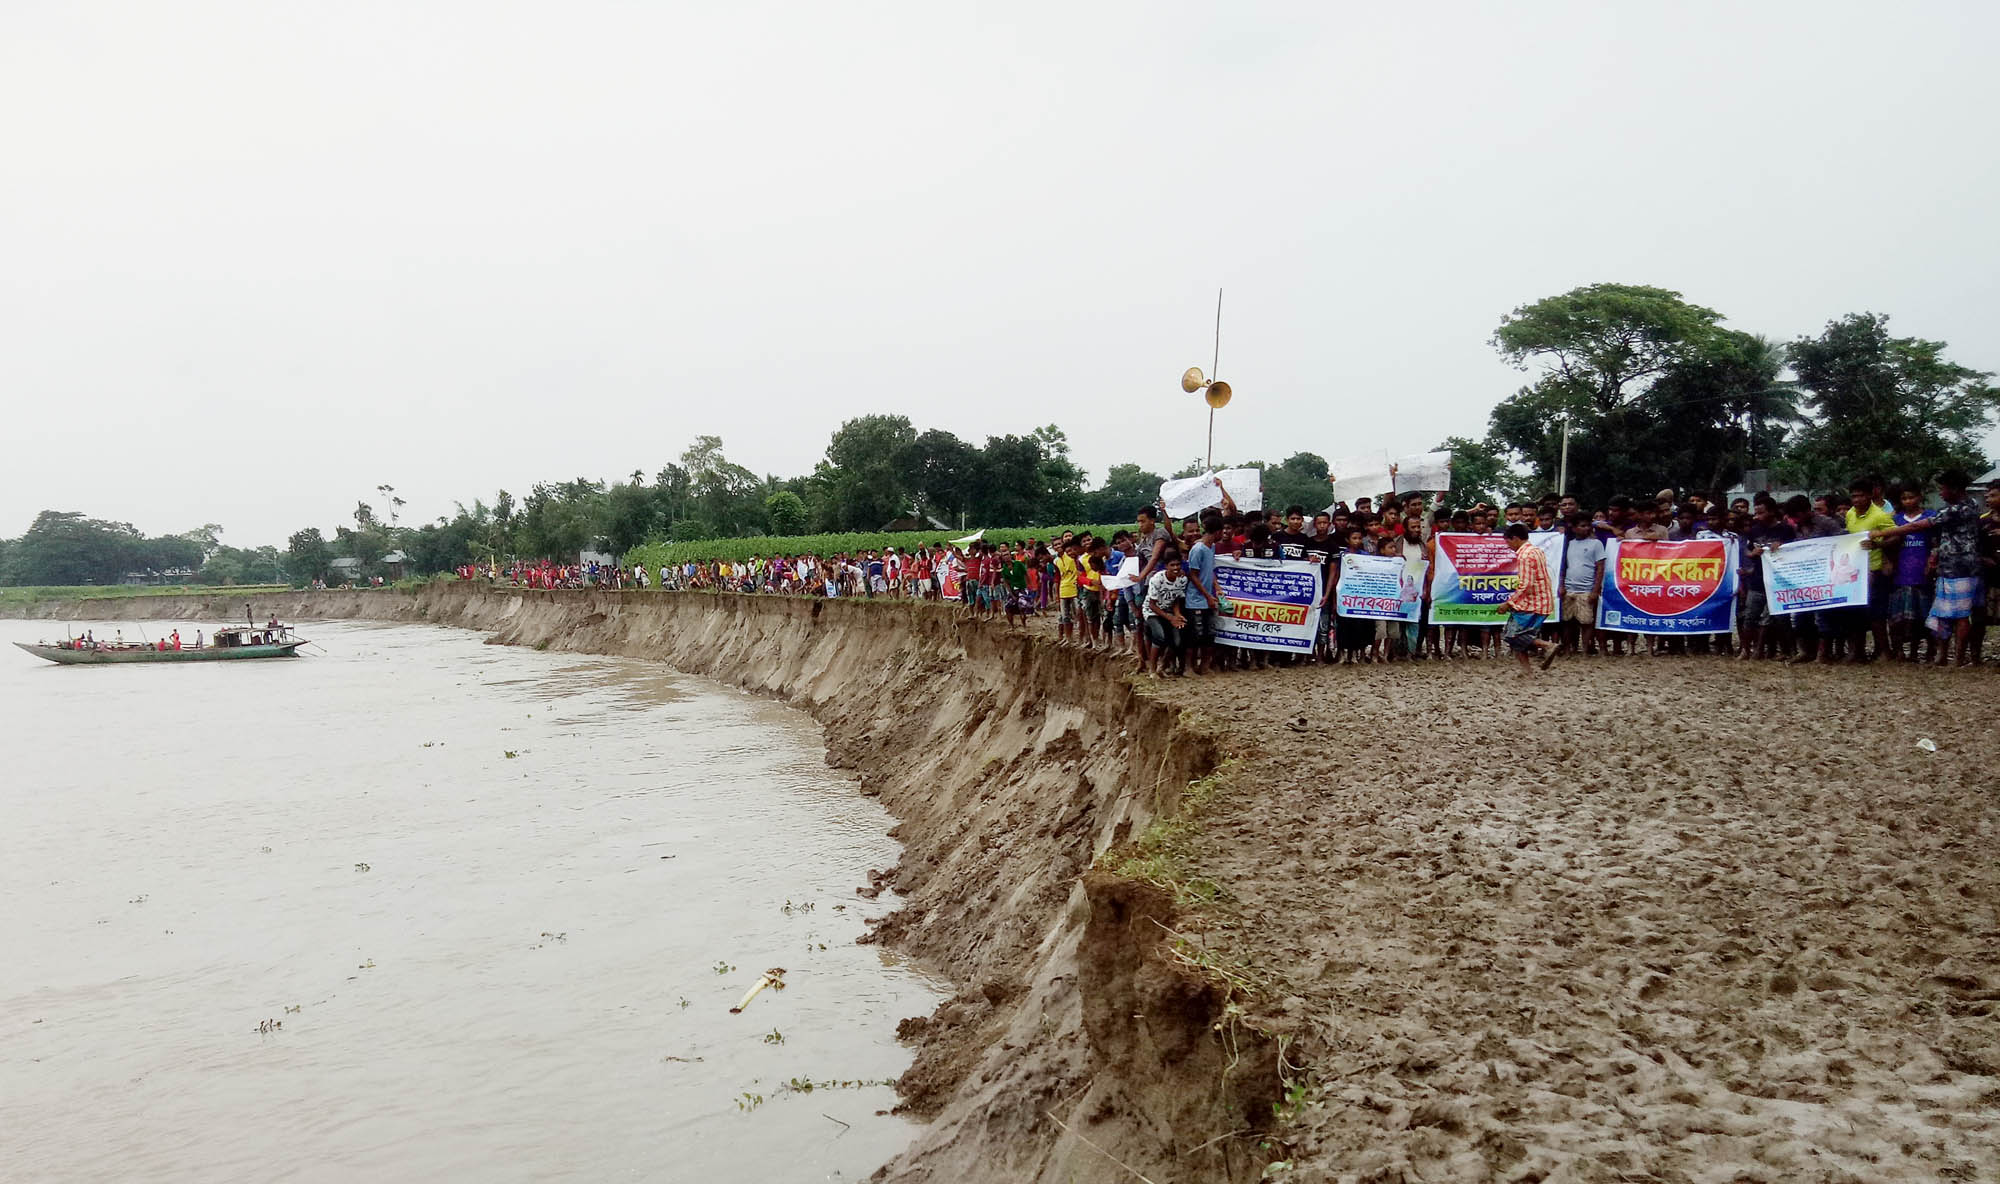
1129, 649, 2000, 1182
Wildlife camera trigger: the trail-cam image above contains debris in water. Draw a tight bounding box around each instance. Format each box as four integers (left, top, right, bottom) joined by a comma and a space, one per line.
731, 967, 788, 1014
354, 862, 371, 873
503, 750, 519, 759
1916, 738, 1938, 753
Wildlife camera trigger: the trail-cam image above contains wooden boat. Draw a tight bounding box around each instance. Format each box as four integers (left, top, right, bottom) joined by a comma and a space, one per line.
14, 624, 307, 665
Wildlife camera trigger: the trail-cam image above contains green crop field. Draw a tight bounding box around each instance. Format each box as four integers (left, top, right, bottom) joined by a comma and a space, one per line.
626, 524, 1136, 569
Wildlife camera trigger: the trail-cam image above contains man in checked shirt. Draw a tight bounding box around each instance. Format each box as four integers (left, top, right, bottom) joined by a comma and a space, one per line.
1497, 522, 1561, 673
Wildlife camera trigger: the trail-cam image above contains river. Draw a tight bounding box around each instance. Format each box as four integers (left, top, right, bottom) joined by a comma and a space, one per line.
0, 618, 940, 1182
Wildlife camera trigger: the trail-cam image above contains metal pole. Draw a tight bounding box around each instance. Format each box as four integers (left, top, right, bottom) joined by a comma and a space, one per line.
1557, 415, 1570, 496
1212, 288, 1222, 380
1209, 287, 1222, 472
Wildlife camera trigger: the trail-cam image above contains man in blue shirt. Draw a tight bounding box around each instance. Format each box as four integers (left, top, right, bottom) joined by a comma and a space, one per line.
1181, 512, 1226, 675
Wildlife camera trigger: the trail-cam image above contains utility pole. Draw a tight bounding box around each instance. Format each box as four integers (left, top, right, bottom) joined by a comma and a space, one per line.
1557, 415, 1571, 496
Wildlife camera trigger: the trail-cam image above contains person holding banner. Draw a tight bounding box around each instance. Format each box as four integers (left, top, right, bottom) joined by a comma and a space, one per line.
1845, 478, 1898, 663
1782, 495, 1850, 664
1560, 514, 1606, 656
1869, 468, 1985, 667
1496, 523, 1560, 672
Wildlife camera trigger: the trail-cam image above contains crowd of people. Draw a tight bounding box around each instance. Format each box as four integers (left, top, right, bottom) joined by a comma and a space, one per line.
483, 468, 2000, 676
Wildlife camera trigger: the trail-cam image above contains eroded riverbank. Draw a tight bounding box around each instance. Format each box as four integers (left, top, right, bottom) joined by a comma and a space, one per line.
21, 584, 1993, 1183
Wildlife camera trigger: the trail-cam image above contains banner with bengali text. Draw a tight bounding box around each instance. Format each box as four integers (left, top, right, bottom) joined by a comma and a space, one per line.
1596, 539, 1736, 634
1427, 532, 1563, 626
1214, 556, 1324, 653
1334, 552, 1427, 622
1761, 533, 1870, 616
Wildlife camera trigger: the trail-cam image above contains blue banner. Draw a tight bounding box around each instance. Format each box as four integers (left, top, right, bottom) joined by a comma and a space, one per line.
1213, 557, 1324, 653
1334, 552, 1426, 622
1761, 534, 1870, 616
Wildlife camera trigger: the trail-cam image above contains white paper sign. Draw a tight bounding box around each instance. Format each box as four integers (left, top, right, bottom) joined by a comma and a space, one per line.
1159, 468, 1264, 520
1327, 452, 1393, 508
1391, 451, 1452, 494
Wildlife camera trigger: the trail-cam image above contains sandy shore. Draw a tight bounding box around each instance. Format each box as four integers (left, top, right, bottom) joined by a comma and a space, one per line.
1135, 651, 1999, 1182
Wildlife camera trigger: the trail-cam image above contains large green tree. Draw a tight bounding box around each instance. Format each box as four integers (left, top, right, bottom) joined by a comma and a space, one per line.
1493, 283, 1723, 412
1030, 425, 1087, 524
1082, 463, 1166, 522
198, 544, 282, 585
1, 511, 159, 585
1488, 284, 1782, 504
764, 491, 808, 535
287, 527, 331, 583
900, 428, 982, 525
822, 415, 918, 530
967, 434, 1044, 526
679, 437, 763, 536
1639, 331, 1795, 495
601, 479, 659, 554
1433, 437, 1522, 512
512, 479, 604, 559
1780, 313, 1997, 489
1262, 452, 1331, 515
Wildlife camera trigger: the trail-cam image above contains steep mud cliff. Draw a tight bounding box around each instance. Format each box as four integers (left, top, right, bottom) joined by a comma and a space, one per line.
11, 586, 1279, 1182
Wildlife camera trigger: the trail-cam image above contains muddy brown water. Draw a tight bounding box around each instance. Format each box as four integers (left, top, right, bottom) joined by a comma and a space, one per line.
1, 619, 941, 1183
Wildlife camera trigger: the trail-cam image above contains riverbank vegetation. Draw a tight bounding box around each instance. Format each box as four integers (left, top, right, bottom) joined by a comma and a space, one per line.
0, 583, 290, 606
5, 287, 1989, 589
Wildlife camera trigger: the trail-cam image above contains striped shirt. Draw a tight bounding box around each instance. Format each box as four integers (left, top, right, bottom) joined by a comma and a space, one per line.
1505, 541, 1555, 616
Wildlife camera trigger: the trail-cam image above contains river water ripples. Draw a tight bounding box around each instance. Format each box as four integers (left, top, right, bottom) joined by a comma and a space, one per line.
1, 619, 939, 1182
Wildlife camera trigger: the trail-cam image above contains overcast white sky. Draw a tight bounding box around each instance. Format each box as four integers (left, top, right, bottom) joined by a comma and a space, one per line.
4, 1, 1996, 544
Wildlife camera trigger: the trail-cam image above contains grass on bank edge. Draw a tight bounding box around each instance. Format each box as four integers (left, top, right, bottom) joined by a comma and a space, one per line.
1093, 694, 1265, 991
1093, 700, 1320, 1158
0, 584, 291, 604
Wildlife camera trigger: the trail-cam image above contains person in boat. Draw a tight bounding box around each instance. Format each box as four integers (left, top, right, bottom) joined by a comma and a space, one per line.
170, 630, 181, 651
194, 630, 203, 649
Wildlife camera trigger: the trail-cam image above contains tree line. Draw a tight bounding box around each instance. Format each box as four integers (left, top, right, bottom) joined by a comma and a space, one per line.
1486, 284, 1995, 508
4, 283, 1991, 588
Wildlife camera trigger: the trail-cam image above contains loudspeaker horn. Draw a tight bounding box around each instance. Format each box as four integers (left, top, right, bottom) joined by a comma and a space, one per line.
1180, 367, 1206, 394
1204, 380, 1232, 409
